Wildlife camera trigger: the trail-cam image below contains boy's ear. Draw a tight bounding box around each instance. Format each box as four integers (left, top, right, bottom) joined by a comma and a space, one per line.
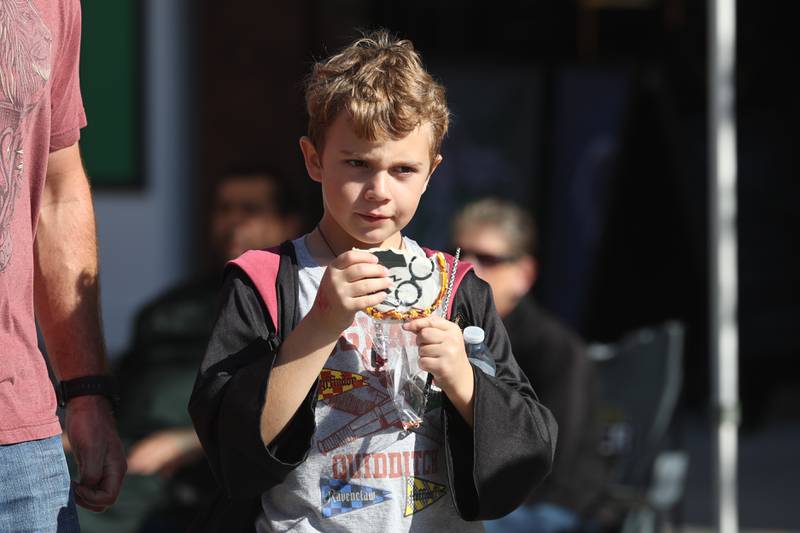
423, 154, 443, 192
299, 136, 323, 183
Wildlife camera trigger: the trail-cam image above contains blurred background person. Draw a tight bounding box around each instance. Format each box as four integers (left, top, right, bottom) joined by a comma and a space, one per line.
205, 168, 303, 269
453, 198, 608, 533
76, 169, 302, 533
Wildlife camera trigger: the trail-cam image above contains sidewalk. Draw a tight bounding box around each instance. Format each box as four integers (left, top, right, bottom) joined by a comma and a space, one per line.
678, 411, 800, 531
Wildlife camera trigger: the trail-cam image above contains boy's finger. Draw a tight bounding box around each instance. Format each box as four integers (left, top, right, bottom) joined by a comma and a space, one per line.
332, 249, 379, 269
403, 315, 449, 332
353, 291, 389, 310
415, 327, 445, 346
418, 349, 444, 370
343, 262, 389, 282
403, 318, 431, 332
349, 277, 392, 298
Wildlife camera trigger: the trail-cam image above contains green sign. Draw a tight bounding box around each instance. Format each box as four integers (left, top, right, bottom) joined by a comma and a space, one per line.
79, 0, 140, 188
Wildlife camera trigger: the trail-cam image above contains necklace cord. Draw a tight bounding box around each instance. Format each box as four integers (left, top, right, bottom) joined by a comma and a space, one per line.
316, 224, 337, 257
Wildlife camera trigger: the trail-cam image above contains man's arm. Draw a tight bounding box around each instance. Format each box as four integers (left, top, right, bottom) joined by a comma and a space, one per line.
34, 143, 126, 512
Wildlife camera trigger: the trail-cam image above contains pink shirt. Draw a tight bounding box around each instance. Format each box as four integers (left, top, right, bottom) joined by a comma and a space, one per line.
0, 0, 86, 444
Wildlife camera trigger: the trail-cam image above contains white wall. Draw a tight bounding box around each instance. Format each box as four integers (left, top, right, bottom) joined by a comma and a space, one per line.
93, 0, 193, 356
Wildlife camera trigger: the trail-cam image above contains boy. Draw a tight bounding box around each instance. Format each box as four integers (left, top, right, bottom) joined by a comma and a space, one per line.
189, 31, 557, 532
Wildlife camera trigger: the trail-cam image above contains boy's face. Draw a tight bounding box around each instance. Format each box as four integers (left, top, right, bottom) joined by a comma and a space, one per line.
300, 112, 441, 249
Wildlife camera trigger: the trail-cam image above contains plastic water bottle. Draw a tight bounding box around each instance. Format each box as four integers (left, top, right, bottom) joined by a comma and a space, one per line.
463, 326, 496, 377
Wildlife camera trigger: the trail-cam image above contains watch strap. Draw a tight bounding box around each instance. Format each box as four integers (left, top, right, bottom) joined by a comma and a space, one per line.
58, 375, 120, 411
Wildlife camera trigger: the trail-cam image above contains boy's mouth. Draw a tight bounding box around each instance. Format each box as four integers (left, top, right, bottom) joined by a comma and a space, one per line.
357, 213, 391, 223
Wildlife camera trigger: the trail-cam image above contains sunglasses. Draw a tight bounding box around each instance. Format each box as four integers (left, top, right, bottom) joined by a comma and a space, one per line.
451, 248, 521, 267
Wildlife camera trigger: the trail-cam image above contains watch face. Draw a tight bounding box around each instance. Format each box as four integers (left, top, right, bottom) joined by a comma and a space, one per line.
366, 248, 445, 319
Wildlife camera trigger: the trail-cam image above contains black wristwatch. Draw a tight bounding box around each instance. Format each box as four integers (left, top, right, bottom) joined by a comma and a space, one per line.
58, 375, 120, 412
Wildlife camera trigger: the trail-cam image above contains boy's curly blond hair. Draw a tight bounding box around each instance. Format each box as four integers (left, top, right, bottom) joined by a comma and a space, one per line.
304, 30, 449, 163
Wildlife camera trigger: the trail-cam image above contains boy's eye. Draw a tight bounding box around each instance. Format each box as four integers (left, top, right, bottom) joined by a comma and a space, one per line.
346, 159, 366, 168
396, 166, 417, 175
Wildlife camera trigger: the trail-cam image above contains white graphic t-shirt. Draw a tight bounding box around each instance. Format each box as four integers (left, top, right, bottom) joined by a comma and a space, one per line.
255, 236, 483, 532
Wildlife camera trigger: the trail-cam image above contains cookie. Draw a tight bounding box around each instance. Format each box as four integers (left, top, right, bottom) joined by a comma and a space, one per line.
364, 248, 448, 321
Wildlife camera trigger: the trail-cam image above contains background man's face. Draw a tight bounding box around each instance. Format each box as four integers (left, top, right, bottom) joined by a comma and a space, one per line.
454, 224, 534, 317
210, 176, 290, 261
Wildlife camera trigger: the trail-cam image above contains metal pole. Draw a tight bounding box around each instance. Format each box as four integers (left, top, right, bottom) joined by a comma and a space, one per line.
708, 0, 739, 532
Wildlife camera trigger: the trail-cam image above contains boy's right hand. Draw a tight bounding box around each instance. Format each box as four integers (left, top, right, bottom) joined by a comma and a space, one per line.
309, 250, 391, 335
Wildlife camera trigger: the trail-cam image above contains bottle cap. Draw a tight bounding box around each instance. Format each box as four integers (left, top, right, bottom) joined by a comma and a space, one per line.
463, 326, 485, 345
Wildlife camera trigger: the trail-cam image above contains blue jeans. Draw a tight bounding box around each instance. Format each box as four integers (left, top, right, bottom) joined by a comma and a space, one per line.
0, 435, 80, 533
484, 503, 581, 533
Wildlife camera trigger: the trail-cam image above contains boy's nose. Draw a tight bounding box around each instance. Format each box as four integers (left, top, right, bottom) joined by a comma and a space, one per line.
364, 172, 390, 202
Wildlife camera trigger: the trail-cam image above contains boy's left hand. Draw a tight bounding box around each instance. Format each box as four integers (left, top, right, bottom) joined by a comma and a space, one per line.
403, 316, 474, 404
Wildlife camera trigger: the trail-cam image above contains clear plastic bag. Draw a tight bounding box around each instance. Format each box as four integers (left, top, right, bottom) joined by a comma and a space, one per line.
370, 315, 439, 429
